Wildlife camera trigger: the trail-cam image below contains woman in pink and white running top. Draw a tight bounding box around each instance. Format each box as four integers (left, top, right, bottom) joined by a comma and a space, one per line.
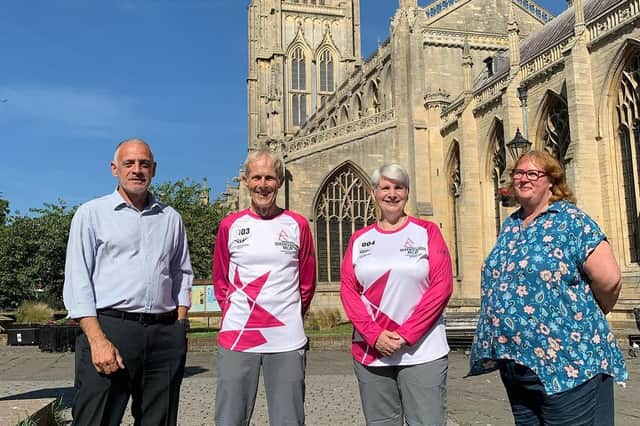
340, 163, 453, 426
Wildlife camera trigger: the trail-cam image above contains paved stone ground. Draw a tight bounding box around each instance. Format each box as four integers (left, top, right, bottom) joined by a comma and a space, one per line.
1, 345, 639, 425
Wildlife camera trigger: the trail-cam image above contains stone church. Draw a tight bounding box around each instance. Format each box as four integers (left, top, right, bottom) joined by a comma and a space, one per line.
229, 0, 640, 330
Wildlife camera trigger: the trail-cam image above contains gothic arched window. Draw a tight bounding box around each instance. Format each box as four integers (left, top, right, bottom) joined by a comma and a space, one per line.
616, 54, 640, 263
366, 81, 380, 115
541, 93, 571, 164
291, 46, 308, 127
315, 165, 376, 282
448, 142, 461, 276
490, 121, 506, 236
319, 50, 334, 93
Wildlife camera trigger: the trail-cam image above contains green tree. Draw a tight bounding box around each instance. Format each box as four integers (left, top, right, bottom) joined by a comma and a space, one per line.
0, 194, 8, 226
0, 180, 228, 309
0, 200, 75, 309
152, 179, 228, 280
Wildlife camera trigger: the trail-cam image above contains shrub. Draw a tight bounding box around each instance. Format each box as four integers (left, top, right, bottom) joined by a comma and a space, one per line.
15, 301, 54, 324
305, 308, 342, 331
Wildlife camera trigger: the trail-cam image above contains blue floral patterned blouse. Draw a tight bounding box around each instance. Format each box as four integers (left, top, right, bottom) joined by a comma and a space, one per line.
468, 201, 627, 394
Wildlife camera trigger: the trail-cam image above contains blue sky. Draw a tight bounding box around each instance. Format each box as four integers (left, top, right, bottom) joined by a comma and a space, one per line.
0, 0, 565, 215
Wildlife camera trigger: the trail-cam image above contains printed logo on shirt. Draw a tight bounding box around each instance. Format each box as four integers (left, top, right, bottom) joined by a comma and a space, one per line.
358, 239, 376, 257
233, 227, 251, 246
400, 237, 426, 258
403, 237, 415, 248
275, 229, 299, 253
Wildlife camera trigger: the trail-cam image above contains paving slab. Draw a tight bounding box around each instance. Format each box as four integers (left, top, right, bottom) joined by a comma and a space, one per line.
0, 398, 56, 426
1, 346, 638, 425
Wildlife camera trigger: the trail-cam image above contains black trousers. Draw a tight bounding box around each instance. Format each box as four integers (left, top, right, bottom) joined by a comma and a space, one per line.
72, 313, 187, 426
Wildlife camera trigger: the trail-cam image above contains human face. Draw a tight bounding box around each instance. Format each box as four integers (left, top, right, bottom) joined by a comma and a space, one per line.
111, 141, 156, 203
511, 157, 552, 210
244, 155, 283, 217
374, 176, 408, 221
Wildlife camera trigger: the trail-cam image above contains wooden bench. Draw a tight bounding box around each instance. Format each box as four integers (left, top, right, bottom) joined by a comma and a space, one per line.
188, 311, 222, 329
444, 311, 479, 350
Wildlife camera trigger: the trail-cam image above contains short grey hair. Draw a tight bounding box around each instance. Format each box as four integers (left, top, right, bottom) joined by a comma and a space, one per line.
370, 164, 410, 191
113, 138, 154, 163
243, 147, 285, 181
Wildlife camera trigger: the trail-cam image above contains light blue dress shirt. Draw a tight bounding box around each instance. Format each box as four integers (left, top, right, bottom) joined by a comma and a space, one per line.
63, 190, 193, 318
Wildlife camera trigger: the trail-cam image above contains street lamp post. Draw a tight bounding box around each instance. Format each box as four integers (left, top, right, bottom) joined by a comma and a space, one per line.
517, 83, 528, 139
506, 128, 532, 162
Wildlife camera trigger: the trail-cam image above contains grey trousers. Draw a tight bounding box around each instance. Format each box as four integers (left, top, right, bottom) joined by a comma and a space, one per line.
214, 346, 306, 426
353, 355, 448, 426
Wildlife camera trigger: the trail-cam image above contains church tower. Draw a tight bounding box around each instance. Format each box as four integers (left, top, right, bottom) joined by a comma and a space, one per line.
247, 0, 362, 150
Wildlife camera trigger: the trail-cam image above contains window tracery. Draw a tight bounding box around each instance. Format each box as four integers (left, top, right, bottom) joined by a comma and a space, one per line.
315, 165, 376, 282
319, 50, 334, 93
542, 94, 571, 164
616, 54, 640, 262
290, 46, 308, 127
448, 142, 461, 276
490, 121, 506, 236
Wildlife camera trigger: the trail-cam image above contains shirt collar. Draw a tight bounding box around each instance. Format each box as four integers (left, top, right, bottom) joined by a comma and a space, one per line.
513, 200, 564, 221
109, 188, 163, 213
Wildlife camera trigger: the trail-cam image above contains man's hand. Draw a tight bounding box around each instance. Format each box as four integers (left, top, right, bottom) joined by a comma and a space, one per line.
374, 330, 406, 357
79, 317, 125, 375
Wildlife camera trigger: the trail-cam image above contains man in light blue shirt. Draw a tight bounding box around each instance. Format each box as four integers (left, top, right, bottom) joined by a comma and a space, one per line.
63, 138, 193, 426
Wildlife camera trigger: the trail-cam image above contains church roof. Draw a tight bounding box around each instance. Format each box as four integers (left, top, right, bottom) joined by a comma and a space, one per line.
474, 0, 625, 92
520, 0, 625, 64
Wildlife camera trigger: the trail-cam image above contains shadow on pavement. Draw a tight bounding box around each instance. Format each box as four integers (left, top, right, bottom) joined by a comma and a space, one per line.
0, 387, 75, 408
184, 366, 208, 378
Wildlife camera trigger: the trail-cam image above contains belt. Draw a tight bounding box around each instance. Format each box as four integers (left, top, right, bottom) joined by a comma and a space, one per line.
97, 309, 177, 324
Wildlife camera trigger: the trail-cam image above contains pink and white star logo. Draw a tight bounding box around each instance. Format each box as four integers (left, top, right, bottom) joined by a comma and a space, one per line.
355, 269, 400, 364
218, 267, 285, 351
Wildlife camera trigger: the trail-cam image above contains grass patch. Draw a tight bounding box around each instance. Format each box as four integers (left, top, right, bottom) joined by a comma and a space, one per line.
187, 323, 353, 339
306, 323, 352, 336
15, 301, 54, 324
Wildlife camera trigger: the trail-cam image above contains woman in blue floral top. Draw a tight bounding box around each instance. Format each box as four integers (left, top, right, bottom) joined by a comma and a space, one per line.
468, 150, 627, 425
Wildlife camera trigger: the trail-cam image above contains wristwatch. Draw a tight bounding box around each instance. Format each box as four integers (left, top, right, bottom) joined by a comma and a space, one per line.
178, 318, 190, 331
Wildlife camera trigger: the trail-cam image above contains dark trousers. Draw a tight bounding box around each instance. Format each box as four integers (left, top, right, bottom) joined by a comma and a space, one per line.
498, 361, 614, 426
72, 313, 187, 426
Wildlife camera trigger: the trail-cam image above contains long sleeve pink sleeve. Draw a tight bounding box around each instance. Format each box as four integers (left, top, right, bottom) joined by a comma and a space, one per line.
212, 217, 231, 312
340, 233, 383, 348
296, 216, 316, 315
396, 222, 453, 346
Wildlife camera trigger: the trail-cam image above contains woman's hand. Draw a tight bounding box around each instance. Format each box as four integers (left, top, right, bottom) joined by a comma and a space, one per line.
374, 330, 406, 357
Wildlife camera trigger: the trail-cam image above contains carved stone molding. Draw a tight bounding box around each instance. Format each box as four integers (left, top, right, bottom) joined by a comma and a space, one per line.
520, 38, 572, 80
588, 0, 640, 46
271, 109, 396, 157
424, 89, 451, 109
423, 29, 509, 50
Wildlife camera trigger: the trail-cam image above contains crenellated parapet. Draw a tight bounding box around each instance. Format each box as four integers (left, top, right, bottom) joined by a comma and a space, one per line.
440, 96, 467, 129
521, 38, 573, 80
424, 0, 552, 24
473, 74, 510, 113
511, 0, 553, 23
268, 109, 396, 159
588, 0, 640, 45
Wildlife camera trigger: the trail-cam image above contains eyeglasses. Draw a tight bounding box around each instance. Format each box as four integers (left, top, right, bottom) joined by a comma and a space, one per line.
510, 169, 548, 181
